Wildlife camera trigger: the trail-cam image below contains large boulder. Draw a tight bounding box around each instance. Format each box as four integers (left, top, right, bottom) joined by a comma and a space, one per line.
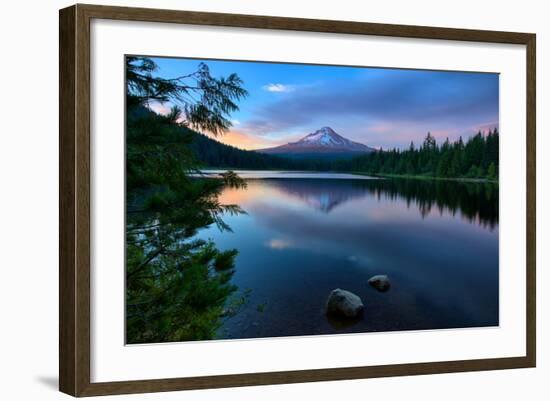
368, 275, 391, 292
326, 289, 364, 318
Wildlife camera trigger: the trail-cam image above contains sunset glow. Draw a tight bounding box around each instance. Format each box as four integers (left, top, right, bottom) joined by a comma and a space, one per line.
150, 57, 499, 151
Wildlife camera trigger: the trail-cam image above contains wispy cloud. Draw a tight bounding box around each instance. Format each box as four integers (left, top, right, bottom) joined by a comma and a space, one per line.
245, 70, 499, 149
146, 56, 499, 150
266, 238, 292, 250
262, 83, 294, 93
260, 72, 497, 126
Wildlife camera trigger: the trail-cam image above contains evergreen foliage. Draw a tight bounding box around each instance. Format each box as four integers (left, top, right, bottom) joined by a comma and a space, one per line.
190, 128, 500, 181
333, 129, 499, 179
124, 54, 499, 343
125, 56, 248, 344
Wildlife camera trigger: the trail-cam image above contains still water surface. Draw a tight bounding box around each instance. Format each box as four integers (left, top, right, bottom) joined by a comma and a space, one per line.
196, 171, 499, 340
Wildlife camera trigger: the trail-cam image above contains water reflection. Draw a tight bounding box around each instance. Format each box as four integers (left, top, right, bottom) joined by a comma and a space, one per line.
197, 174, 499, 340
265, 179, 378, 213
222, 177, 498, 228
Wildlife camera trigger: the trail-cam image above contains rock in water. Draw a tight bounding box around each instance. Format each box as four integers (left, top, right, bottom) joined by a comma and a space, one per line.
326, 289, 364, 318
368, 275, 391, 292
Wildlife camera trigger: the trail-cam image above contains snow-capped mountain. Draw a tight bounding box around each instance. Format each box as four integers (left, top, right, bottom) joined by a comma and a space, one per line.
257, 127, 375, 157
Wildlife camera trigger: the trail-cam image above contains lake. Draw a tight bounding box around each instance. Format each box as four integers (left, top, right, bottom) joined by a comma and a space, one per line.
196, 171, 499, 340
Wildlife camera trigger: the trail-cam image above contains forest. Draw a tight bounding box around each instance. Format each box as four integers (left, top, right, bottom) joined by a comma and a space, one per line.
125, 56, 249, 343
124, 54, 499, 344
333, 130, 499, 180
191, 128, 499, 180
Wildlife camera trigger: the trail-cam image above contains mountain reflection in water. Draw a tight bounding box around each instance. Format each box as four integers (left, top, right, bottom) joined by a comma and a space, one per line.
194, 174, 499, 340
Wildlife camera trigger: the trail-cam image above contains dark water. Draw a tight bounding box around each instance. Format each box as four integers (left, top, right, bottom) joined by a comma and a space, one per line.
196, 172, 499, 340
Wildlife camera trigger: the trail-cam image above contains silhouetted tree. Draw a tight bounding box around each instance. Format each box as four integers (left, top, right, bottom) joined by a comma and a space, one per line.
126, 57, 248, 343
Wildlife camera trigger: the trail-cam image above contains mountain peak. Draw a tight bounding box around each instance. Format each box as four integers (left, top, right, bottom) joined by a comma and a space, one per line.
257, 126, 376, 158
300, 127, 348, 146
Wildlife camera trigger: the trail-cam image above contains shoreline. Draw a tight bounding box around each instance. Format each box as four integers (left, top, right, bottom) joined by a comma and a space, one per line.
353, 172, 498, 184
200, 167, 499, 184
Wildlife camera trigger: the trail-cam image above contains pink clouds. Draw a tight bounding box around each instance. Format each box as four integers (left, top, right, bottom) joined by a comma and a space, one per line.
207, 130, 289, 150
474, 121, 500, 134
147, 101, 171, 116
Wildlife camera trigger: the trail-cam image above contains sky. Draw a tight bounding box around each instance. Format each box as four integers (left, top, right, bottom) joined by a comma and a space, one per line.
148, 56, 499, 151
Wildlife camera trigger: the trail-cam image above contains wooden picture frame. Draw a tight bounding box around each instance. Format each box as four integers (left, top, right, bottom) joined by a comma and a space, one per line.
59, 3, 536, 397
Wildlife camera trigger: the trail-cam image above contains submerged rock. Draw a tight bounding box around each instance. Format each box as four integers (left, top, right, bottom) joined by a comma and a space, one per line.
368, 275, 391, 292
326, 289, 364, 318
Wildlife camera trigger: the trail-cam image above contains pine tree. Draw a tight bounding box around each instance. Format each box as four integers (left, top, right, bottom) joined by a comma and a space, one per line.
125, 57, 249, 343
487, 162, 497, 180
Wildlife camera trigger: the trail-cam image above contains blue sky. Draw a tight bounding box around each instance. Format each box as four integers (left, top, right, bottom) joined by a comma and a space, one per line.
149, 56, 499, 150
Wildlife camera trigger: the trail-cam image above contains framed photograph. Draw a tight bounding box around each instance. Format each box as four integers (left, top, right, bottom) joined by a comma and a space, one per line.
59, 4, 536, 397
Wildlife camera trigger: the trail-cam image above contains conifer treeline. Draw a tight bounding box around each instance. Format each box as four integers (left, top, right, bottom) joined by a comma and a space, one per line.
334, 129, 499, 179
191, 128, 499, 180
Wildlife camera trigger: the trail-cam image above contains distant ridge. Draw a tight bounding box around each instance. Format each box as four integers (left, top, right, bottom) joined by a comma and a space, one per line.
256, 127, 376, 159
